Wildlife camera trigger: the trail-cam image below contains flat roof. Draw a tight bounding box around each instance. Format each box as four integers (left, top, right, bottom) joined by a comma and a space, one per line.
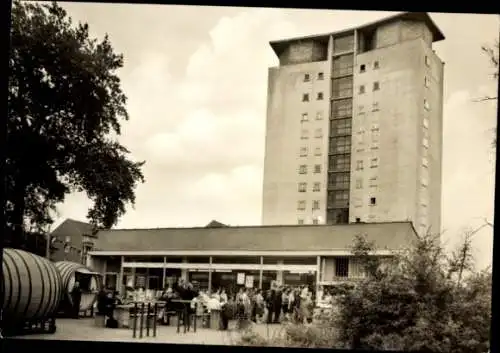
269, 12, 445, 57
92, 221, 417, 253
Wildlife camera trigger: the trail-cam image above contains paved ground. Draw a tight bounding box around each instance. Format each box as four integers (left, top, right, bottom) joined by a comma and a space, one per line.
14, 318, 285, 345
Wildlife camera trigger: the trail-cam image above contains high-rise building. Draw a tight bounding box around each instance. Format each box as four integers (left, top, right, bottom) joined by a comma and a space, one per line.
262, 12, 444, 236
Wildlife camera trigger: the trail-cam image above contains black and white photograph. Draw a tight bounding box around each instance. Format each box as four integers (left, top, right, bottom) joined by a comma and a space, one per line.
2, 1, 498, 352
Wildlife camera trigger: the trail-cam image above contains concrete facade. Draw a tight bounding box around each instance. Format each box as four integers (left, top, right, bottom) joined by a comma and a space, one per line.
262, 13, 444, 235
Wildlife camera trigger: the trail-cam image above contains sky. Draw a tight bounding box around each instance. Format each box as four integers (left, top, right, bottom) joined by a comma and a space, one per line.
45, 4, 498, 269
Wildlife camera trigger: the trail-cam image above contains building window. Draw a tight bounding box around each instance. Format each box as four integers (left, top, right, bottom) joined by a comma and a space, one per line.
370, 158, 378, 168
314, 147, 322, 156
332, 54, 354, 77
304, 73, 310, 82
373, 81, 380, 91
424, 76, 430, 87
298, 182, 307, 192
371, 123, 380, 132
359, 85, 365, 94
370, 197, 377, 205
316, 111, 323, 120
315, 128, 323, 138
359, 64, 366, 73
369, 177, 378, 187
297, 200, 306, 210
330, 155, 350, 171
317, 92, 324, 100
329, 190, 349, 203
371, 141, 379, 150
299, 165, 308, 174
372, 102, 379, 111
301, 129, 309, 139
300, 147, 308, 157
330, 118, 352, 136
373, 61, 380, 69
425, 56, 430, 67
313, 182, 321, 192
312, 218, 319, 225
422, 156, 429, 167
330, 173, 349, 189
318, 72, 324, 80
302, 113, 309, 122
314, 164, 322, 174
303, 93, 309, 102
423, 118, 429, 129
298, 219, 304, 225
424, 99, 430, 111
330, 136, 351, 154
356, 160, 364, 170
312, 200, 320, 210
333, 35, 354, 52
332, 99, 352, 118
332, 77, 353, 98
358, 105, 365, 114
335, 257, 349, 277
355, 178, 363, 189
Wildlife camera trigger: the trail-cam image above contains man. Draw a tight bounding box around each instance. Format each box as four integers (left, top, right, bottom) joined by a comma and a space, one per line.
70, 281, 82, 319
266, 286, 276, 324
273, 286, 283, 323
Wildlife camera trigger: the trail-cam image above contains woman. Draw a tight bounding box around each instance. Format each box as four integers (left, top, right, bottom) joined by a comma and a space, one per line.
304, 292, 314, 324
220, 288, 228, 304
254, 289, 265, 323
281, 288, 290, 321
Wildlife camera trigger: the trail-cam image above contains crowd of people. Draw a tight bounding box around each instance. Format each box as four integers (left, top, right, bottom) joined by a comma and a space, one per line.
158, 280, 337, 329
95, 279, 337, 330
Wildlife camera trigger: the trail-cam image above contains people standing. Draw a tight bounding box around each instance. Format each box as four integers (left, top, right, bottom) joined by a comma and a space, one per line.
273, 286, 283, 323
265, 286, 275, 324
281, 288, 290, 321
70, 281, 82, 319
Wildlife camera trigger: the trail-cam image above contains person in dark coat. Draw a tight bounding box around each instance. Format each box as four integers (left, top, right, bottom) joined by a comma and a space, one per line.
70, 281, 82, 319
274, 286, 283, 323
96, 289, 108, 317
266, 288, 275, 324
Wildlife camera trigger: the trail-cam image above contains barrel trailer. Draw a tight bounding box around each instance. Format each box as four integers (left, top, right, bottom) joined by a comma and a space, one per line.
1, 248, 101, 337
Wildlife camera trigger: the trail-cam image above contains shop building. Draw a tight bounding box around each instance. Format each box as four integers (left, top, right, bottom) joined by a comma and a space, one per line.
87, 221, 416, 295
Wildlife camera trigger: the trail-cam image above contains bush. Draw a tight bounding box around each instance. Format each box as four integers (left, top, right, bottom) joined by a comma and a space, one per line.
334, 232, 492, 352
236, 232, 491, 352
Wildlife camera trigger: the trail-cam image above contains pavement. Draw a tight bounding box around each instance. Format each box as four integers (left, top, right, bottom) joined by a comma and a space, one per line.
13, 318, 285, 345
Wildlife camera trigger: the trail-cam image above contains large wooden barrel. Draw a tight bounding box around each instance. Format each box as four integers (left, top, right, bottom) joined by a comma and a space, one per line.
1, 248, 63, 321
55, 261, 100, 312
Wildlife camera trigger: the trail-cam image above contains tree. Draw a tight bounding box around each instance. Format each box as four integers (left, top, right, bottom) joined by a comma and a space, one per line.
475, 35, 499, 147
334, 232, 491, 352
7, 1, 145, 247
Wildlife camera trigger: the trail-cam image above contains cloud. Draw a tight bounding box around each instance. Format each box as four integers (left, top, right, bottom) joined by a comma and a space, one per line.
179, 8, 299, 113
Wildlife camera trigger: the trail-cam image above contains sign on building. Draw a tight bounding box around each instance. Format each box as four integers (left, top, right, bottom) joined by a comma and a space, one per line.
237, 272, 245, 285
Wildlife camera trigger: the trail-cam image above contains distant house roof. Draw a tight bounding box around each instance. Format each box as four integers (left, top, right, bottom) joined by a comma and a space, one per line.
92, 221, 417, 253
269, 12, 445, 57
205, 220, 228, 228
51, 218, 96, 239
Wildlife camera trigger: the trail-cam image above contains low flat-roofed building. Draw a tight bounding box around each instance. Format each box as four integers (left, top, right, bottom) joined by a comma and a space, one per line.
87, 221, 416, 295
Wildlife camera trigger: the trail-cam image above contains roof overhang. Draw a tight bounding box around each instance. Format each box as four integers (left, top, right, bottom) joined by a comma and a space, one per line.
269, 12, 444, 58
270, 34, 330, 58
357, 12, 445, 42
88, 249, 396, 257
